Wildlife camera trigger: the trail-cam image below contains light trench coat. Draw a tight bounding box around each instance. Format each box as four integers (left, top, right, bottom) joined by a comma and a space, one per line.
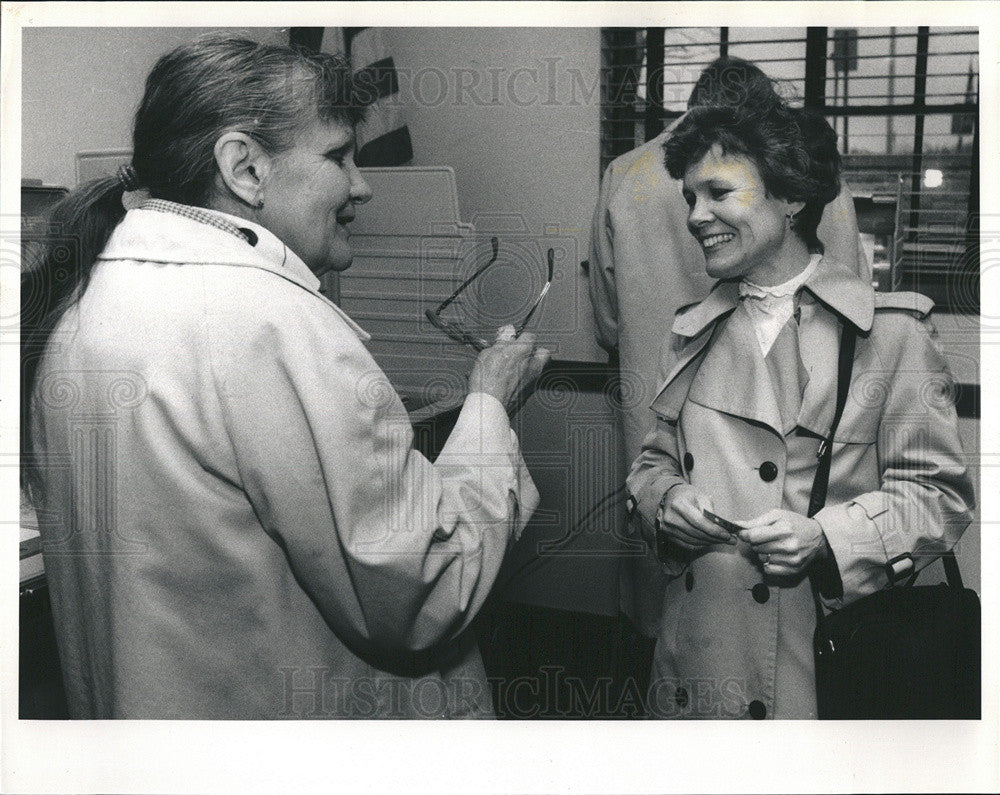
626, 262, 974, 719
31, 207, 538, 719
589, 124, 871, 635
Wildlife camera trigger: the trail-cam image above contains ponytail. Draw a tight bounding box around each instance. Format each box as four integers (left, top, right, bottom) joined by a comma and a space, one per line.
23, 35, 366, 496
21, 176, 127, 495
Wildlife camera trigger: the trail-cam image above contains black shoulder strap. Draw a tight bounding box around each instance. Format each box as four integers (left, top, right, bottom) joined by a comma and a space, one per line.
810, 322, 856, 632
942, 549, 964, 589
807, 323, 857, 520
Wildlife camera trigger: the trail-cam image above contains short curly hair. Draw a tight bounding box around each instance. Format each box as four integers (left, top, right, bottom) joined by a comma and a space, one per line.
663, 101, 841, 253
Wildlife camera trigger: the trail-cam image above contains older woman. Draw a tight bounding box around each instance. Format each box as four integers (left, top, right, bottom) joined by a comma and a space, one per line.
22, 36, 547, 719
626, 99, 974, 719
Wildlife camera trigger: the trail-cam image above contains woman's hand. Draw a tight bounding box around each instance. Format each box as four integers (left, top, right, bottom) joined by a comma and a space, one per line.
468, 332, 550, 416
737, 509, 829, 576
657, 485, 737, 550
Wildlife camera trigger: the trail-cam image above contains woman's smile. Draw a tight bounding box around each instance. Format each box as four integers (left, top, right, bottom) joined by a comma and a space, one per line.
259, 119, 372, 276
335, 208, 355, 237
699, 232, 735, 251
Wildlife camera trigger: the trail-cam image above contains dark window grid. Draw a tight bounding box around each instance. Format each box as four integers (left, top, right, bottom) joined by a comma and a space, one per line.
653, 50, 977, 72
609, 29, 972, 53
604, 102, 976, 125
600, 27, 978, 312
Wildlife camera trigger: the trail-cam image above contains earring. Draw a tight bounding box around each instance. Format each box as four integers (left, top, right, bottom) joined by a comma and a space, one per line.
255, 197, 264, 209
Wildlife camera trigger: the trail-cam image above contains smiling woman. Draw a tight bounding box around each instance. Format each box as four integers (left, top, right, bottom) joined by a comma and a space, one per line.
627, 93, 973, 720
666, 102, 842, 284
211, 119, 373, 276
680, 146, 805, 284
21, 34, 548, 719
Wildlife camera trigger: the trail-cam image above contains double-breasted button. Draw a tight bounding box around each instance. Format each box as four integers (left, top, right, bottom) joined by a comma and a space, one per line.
675, 687, 689, 708
752, 583, 770, 604
683, 452, 694, 472
748, 699, 767, 720
685, 570, 694, 592
758, 461, 778, 482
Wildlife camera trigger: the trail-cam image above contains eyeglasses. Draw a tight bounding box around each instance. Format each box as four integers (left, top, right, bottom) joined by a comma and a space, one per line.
425, 236, 554, 351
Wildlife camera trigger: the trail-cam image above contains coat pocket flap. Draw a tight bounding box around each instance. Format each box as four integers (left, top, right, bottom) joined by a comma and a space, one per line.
850, 491, 890, 520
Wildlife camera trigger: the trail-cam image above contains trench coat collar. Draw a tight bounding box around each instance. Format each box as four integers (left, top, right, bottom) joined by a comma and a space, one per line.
99, 207, 371, 341
671, 279, 741, 338
654, 259, 875, 437
800, 259, 875, 333
670, 258, 874, 340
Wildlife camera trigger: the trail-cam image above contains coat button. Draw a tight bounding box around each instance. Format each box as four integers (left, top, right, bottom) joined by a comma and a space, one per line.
752, 583, 770, 604
683, 452, 694, 471
748, 699, 767, 720
685, 570, 694, 592
758, 461, 778, 482
675, 687, 689, 708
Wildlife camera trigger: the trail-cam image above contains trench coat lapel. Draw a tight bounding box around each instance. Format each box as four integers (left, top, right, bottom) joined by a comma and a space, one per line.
795, 260, 875, 437
649, 326, 715, 421
687, 302, 785, 436
794, 297, 841, 437
650, 281, 739, 421
650, 262, 875, 437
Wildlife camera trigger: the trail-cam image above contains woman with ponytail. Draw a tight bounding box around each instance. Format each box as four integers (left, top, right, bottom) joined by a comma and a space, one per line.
24, 35, 547, 719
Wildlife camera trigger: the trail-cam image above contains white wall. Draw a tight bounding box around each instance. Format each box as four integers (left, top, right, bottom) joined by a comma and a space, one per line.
21, 27, 288, 189
384, 28, 604, 361
21, 26, 605, 361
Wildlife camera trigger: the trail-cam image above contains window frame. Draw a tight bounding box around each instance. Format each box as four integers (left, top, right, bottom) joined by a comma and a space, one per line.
599, 26, 979, 313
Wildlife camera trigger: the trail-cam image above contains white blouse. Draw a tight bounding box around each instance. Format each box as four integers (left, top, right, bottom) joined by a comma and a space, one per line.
739, 253, 822, 356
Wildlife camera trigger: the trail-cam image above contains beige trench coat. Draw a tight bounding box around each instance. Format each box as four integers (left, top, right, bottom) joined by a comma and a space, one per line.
32, 206, 538, 719
588, 124, 871, 635
626, 262, 974, 719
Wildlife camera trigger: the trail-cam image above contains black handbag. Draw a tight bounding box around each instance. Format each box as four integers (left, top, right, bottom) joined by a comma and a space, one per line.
807, 323, 981, 719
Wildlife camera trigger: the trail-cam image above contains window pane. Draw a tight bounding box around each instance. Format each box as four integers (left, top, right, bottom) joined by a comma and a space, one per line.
601, 26, 977, 309
728, 29, 807, 101
660, 28, 721, 111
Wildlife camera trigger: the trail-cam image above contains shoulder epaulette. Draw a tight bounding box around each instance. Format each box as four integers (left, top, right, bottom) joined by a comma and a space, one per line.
873, 290, 934, 319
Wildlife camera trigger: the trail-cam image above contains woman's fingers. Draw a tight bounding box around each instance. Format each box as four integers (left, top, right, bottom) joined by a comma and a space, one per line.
737, 512, 787, 546
676, 501, 734, 544
738, 510, 827, 574
468, 332, 549, 412
659, 487, 733, 547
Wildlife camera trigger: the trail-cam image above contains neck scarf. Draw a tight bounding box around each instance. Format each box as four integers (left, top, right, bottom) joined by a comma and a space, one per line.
739, 254, 821, 356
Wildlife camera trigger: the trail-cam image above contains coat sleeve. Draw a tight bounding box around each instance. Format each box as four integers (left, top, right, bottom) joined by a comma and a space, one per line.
587, 161, 621, 355
814, 314, 975, 608
207, 284, 538, 655
817, 180, 872, 283
625, 341, 690, 577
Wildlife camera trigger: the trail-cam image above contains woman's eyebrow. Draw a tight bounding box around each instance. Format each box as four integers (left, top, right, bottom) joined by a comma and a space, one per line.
323, 141, 355, 158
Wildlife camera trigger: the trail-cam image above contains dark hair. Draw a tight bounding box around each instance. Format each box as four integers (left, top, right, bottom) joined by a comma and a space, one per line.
687, 56, 778, 111
663, 101, 841, 252
21, 35, 364, 494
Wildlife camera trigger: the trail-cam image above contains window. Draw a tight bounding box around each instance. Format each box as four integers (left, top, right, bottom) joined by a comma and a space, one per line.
600, 27, 979, 312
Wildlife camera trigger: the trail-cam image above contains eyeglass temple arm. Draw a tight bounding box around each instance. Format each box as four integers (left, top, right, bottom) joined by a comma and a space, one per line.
514, 248, 555, 335
423, 309, 489, 351
431, 236, 500, 316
